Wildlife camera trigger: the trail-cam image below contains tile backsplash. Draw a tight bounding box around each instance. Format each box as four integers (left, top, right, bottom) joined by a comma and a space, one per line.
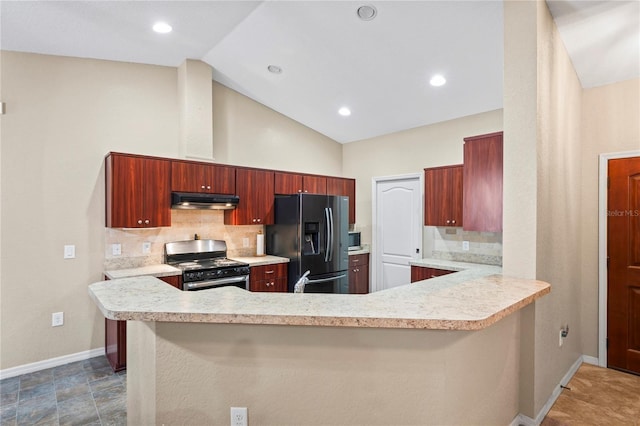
104, 210, 263, 270
425, 226, 502, 266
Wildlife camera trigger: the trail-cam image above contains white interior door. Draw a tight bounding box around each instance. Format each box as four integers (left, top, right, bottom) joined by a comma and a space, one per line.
373, 174, 423, 292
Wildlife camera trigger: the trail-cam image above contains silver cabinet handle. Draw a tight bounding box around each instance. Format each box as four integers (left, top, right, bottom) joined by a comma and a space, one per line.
145, 219, 150, 224
201, 185, 206, 189
265, 270, 275, 274
257, 218, 261, 223
206, 185, 211, 189
452, 220, 456, 224
138, 219, 143, 224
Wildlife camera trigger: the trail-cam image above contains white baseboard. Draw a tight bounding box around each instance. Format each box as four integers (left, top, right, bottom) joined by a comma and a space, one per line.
510, 354, 593, 426
0, 348, 104, 380
582, 355, 599, 366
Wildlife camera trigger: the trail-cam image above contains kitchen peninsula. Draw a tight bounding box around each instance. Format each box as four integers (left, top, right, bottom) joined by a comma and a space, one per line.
89, 270, 549, 425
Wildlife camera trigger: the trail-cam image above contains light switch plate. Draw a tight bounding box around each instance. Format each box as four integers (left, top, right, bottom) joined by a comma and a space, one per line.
64, 245, 75, 259
462, 241, 470, 251
142, 242, 151, 254
112, 243, 122, 256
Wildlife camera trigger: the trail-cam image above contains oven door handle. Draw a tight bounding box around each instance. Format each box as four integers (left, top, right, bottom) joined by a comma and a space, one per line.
185, 275, 248, 290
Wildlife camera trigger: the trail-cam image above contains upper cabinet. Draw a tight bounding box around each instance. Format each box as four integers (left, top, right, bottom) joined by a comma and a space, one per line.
463, 131, 503, 232
274, 172, 327, 195
424, 165, 463, 227
327, 177, 356, 224
171, 161, 235, 194
224, 168, 274, 225
105, 153, 171, 228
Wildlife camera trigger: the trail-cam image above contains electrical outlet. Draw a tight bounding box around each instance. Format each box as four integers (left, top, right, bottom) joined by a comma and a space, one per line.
52, 312, 64, 327
242, 238, 250, 248
142, 242, 151, 254
112, 243, 122, 256
230, 407, 247, 426
462, 241, 470, 251
64, 245, 75, 259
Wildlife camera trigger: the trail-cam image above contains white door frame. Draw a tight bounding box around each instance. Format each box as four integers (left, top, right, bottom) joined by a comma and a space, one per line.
371, 173, 424, 293
598, 150, 640, 367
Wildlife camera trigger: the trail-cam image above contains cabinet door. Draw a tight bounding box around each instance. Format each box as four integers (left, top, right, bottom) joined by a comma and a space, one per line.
410, 266, 455, 282
172, 162, 236, 194
463, 132, 503, 232
348, 254, 369, 294
424, 165, 463, 227
225, 169, 274, 225
142, 158, 172, 227
327, 177, 356, 224
303, 175, 327, 194
171, 161, 204, 193
160, 275, 182, 289
274, 172, 303, 194
249, 264, 287, 292
106, 153, 171, 228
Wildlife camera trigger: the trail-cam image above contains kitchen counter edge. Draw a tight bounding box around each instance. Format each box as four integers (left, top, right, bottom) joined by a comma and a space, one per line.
89, 272, 550, 332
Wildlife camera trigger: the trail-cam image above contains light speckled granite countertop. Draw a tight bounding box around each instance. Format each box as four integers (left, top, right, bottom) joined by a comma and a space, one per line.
229, 255, 289, 266
89, 258, 550, 330
104, 256, 289, 280
104, 264, 181, 280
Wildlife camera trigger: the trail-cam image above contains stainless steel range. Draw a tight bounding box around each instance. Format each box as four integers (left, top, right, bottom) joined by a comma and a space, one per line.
165, 239, 250, 291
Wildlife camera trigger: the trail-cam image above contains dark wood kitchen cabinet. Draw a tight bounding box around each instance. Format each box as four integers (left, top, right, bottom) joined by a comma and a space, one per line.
105, 153, 171, 228
104, 275, 181, 372
171, 160, 236, 194
348, 253, 369, 294
225, 168, 274, 225
424, 165, 463, 227
410, 266, 456, 283
327, 177, 356, 224
274, 172, 327, 195
463, 132, 503, 232
249, 263, 288, 292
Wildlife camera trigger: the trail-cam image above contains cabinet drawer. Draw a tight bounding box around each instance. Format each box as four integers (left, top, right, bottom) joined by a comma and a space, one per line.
251, 263, 287, 281
349, 253, 369, 268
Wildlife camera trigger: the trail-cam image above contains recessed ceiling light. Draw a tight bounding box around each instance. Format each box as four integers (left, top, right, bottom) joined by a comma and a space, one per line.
267, 65, 283, 74
357, 5, 377, 21
153, 22, 172, 34
338, 107, 351, 117
430, 74, 446, 87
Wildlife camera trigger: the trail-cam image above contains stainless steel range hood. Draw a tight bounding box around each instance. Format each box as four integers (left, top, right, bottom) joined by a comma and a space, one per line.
171, 192, 239, 210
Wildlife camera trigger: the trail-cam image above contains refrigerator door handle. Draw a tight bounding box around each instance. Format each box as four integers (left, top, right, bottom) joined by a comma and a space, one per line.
307, 273, 347, 284
328, 207, 334, 262
324, 207, 331, 262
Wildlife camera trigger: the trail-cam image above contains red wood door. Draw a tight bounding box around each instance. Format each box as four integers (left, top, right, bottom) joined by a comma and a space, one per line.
608, 156, 640, 375
424, 165, 463, 227
274, 172, 303, 194
303, 175, 327, 194
225, 168, 274, 225
327, 177, 356, 224
463, 132, 503, 232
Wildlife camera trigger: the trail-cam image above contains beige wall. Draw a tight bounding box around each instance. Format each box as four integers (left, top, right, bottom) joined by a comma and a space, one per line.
0, 51, 343, 370
0, 51, 180, 369
342, 109, 503, 244
533, 0, 584, 414
213, 81, 343, 176
580, 78, 640, 357
129, 314, 522, 425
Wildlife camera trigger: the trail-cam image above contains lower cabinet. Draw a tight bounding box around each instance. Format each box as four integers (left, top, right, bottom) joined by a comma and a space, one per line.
105, 275, 181, 372
349, 253, 369, 294
410, 266, 456, 283
249, 263, 288, 292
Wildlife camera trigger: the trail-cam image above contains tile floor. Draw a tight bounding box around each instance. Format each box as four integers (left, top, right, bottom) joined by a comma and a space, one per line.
0, 356, 126, 426
542, 363, 640, 425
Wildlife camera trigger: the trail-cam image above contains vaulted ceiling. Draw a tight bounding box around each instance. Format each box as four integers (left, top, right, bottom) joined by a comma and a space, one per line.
1, 1, 638, 143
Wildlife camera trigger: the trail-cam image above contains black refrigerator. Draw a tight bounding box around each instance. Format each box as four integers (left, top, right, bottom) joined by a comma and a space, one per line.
266, 194, 349, 293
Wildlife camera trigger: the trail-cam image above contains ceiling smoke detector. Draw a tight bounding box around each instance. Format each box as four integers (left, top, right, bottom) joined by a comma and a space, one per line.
357, 5, 377, 21
267, 65, 283, 74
